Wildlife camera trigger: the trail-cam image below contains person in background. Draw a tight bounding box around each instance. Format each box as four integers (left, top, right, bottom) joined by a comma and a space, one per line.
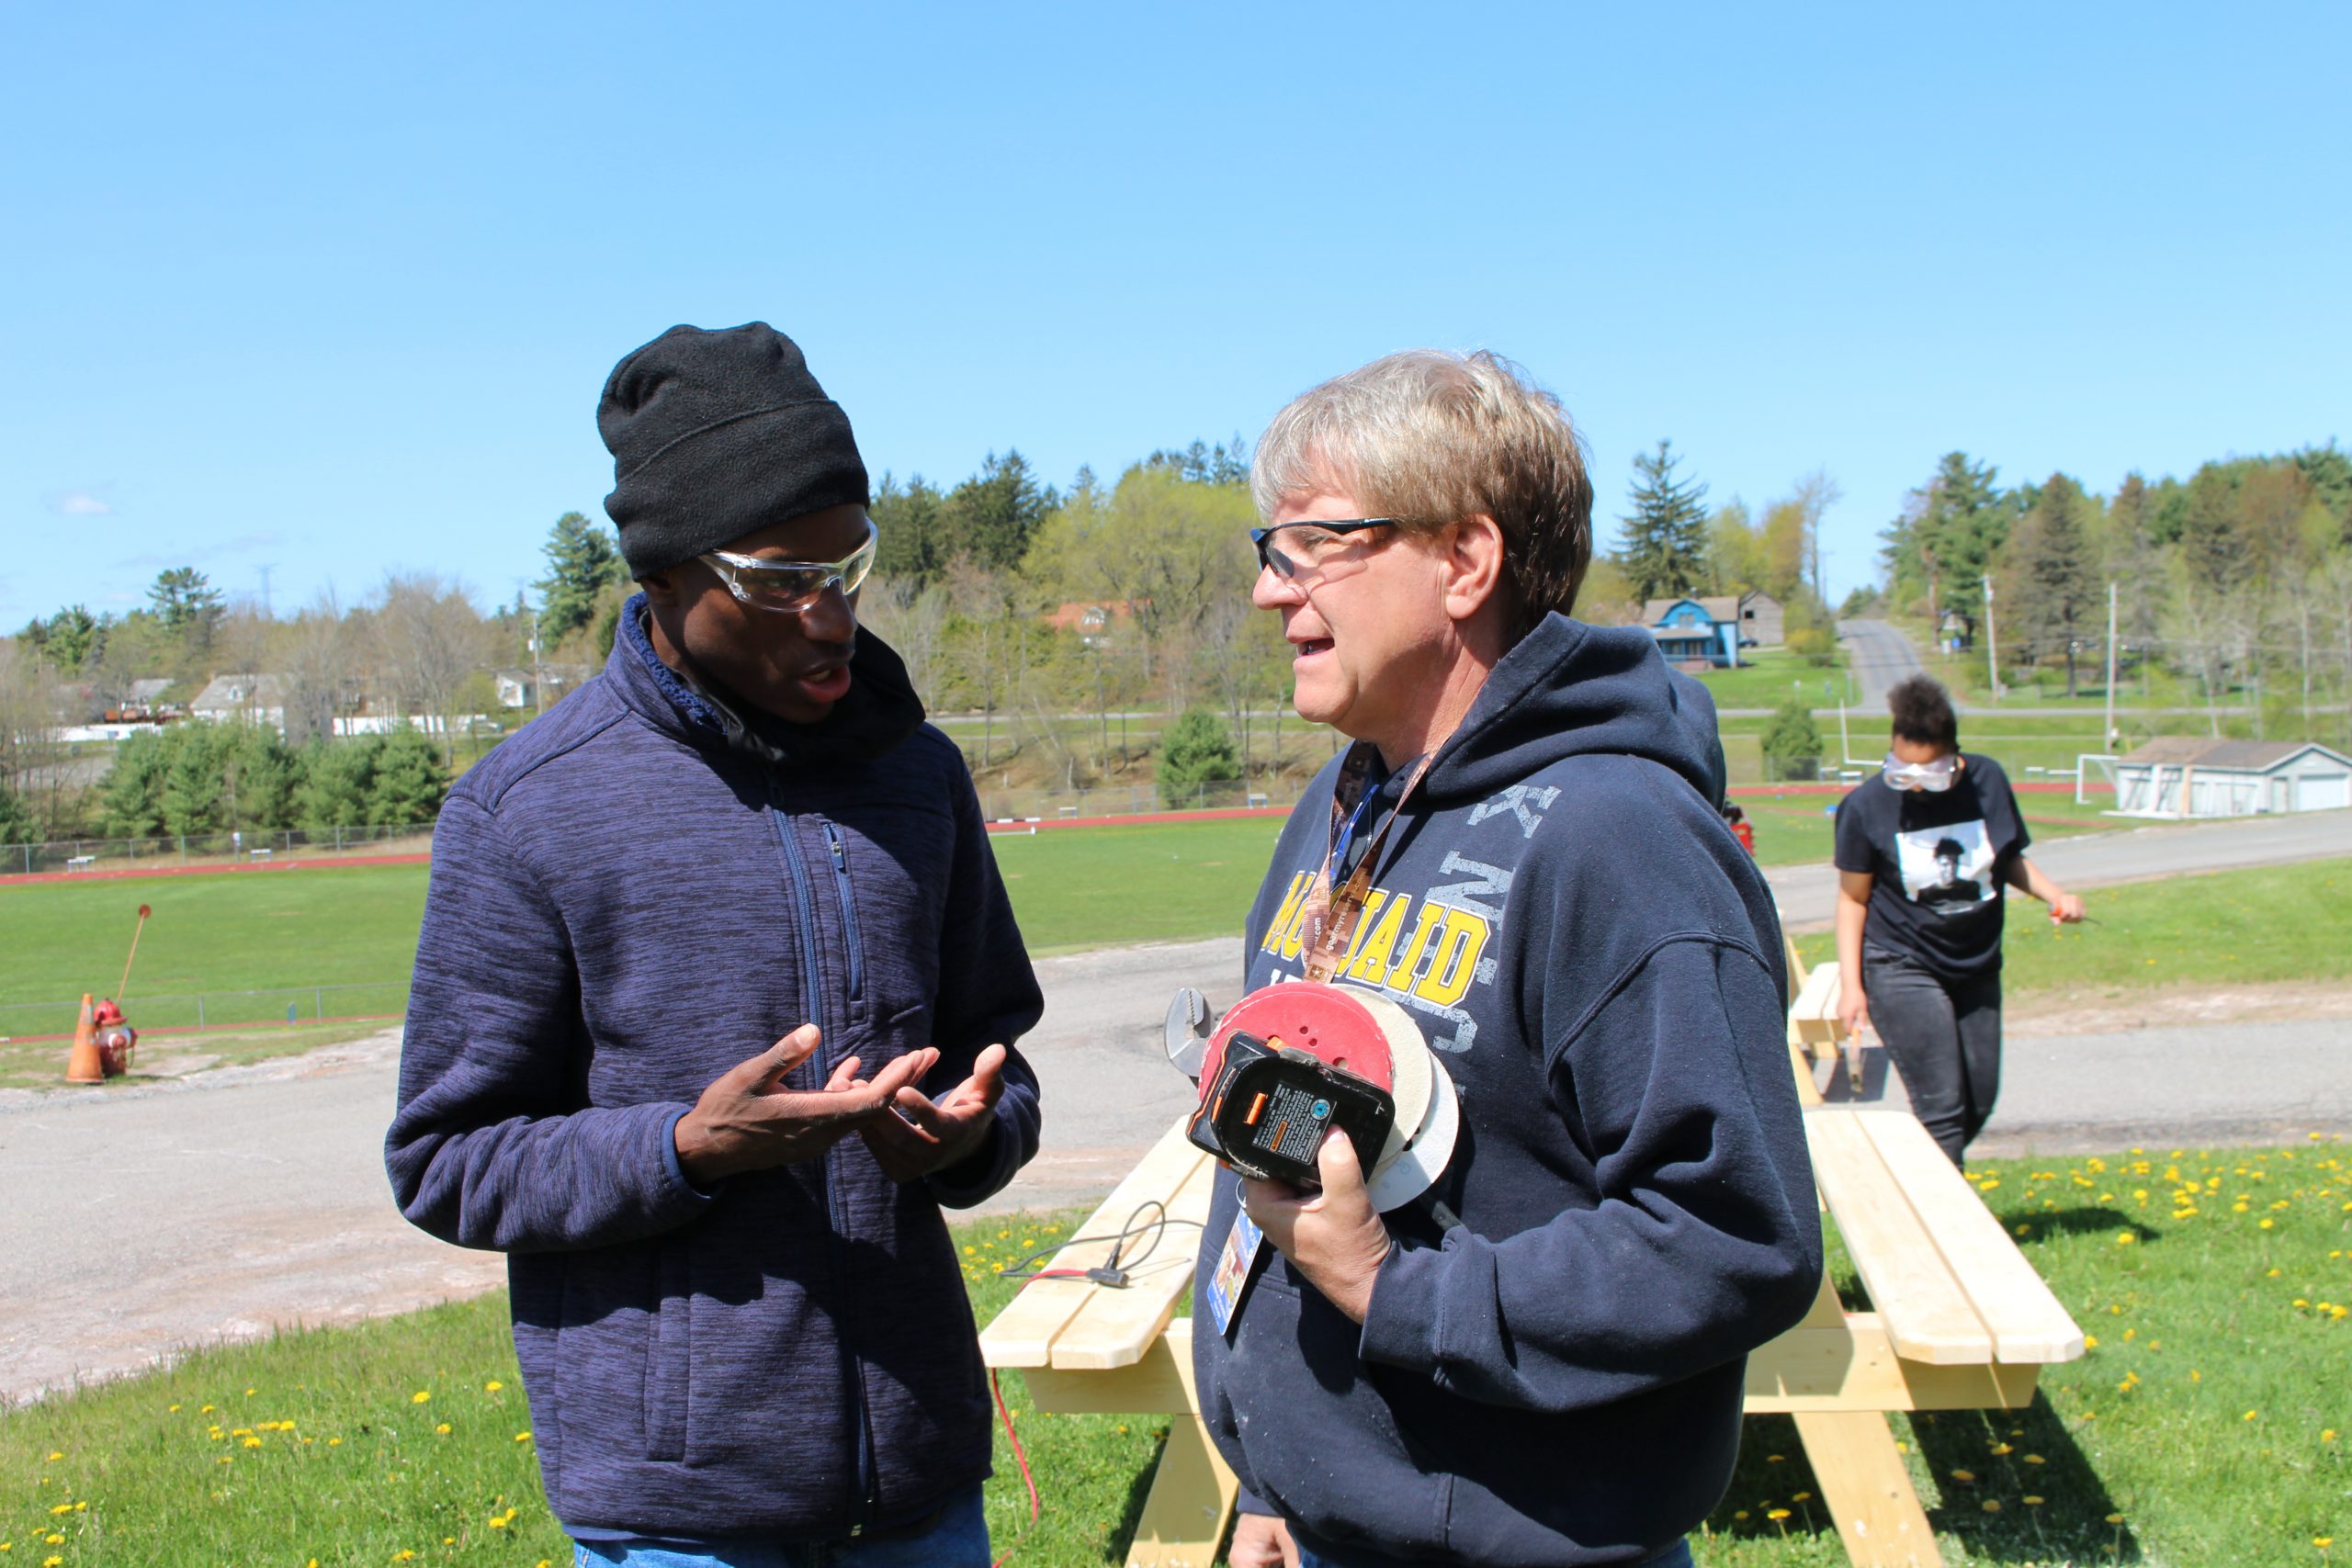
1722, 801, 1754, 853
1833, 674, 2084, 1165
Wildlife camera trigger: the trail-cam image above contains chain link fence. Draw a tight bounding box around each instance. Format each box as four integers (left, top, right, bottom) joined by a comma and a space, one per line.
0, 981, 412, 1041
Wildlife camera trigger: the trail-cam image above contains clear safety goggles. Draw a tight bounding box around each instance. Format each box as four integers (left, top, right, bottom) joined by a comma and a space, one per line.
701, 521, 877, 615
1882, 751, 1958, 792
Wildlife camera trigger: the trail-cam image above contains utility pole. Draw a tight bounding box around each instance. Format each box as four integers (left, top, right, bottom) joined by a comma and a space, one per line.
257, 564, 276, 619
530, 620, 545, 718
1982, 573, 2000, 703
2117, 585, 2135, 757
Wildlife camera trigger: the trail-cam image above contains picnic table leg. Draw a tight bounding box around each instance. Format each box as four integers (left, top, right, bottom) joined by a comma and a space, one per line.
1791, 1408, 1942, 1568
1121, 1411, 1239, 1568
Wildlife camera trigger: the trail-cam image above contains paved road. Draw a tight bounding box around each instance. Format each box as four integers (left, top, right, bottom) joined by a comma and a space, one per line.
6, 807, 2348, 1403
1838, 618, 1928, 709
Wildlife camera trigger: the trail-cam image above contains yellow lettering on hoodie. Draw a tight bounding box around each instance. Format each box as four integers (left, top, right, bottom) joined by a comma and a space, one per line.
1382, 902, 1448, 991
1262, 871, 1313, 955
1413, 906, 1490, 1008
1333, 890, 1393, 977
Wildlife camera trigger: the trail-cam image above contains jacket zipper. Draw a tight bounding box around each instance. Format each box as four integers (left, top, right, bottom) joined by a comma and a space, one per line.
769, 794, 877, 1528
821, 819, 864, 1001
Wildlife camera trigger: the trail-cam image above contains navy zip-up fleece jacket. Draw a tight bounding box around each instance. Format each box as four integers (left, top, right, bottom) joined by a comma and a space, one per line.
387, 598, 1043, 1542
1193, 614, 1821, 1566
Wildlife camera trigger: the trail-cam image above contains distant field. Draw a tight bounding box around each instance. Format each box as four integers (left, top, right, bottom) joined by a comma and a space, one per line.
1690, 647, 1858, 710
1737, 786, 2121, 868
0, 865, 430, 1013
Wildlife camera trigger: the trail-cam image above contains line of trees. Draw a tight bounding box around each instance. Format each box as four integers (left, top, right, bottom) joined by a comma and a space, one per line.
1878, 445, 2352, 737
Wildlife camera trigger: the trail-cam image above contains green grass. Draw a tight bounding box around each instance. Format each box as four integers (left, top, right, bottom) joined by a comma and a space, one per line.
989, 818, 1277, 953
8, 1148, 2346, 1565
1793, 856, 2352, 1001
0, 867, 429, 1011
1691, 649, 1859, 711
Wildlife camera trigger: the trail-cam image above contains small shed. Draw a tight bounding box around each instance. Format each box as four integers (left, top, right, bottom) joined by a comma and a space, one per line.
1737, 590, 1784, 649
2112, 738, 2352, 818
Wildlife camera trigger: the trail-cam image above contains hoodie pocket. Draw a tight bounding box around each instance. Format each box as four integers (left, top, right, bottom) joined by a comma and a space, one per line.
642, 1242, 692, 1461
1223, 1272, 1449, 1556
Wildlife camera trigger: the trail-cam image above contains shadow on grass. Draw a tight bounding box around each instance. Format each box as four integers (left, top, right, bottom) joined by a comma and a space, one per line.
1709, 1393, 2141, 1563
2004, 1205, 2164, 1244
1104, 1423, 1170, 1565
1908, 1393, 2140, 1563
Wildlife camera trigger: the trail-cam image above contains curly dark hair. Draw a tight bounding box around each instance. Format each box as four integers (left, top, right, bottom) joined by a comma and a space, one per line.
1888, 674, 1958, 750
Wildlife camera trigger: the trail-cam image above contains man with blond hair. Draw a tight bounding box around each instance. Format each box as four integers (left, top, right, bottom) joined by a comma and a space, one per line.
1194, 350, 1821, 1567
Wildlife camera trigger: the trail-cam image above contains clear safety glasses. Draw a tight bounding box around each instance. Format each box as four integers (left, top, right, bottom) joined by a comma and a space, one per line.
701, 522, 878, 615
1882, 751, 1959, 792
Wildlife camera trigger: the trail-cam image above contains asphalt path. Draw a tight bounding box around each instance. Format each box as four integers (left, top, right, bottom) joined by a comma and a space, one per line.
1838, 617, 1928, 709
5, 808, 2348, 1404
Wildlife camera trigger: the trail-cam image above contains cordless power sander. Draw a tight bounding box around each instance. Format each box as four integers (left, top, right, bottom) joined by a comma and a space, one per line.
1165, 981, 1460, 1213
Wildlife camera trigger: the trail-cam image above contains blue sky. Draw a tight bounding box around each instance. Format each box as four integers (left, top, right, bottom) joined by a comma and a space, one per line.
5, 3, 2346, 629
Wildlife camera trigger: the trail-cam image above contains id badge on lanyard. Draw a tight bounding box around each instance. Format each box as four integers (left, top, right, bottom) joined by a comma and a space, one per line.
1295, 740, 1437, 984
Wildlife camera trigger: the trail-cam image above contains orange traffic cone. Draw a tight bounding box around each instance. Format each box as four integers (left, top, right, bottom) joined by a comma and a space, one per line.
65, 993, 105, 1084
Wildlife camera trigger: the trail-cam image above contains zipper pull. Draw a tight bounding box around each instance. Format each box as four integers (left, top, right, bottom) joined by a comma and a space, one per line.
825, 822, 847, 872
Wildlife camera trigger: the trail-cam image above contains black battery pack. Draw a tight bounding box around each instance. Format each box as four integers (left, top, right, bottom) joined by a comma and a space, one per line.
1186, 1032, 1395, 1188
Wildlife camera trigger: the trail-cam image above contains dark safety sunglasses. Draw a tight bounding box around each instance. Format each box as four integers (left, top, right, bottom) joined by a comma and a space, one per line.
1248, 518, 1396, 580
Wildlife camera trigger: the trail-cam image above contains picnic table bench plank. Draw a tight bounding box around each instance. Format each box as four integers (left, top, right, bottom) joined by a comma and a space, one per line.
978, 1120, 1210, 1369
1853, 1112, 2086, 1363
1804, 1111, 1994, 1365
1048, 1151, 1220, 1371
1791, 1407, 1944, 1567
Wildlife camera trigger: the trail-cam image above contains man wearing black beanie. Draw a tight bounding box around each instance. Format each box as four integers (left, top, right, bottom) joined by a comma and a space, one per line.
390, 322, 1045, 1565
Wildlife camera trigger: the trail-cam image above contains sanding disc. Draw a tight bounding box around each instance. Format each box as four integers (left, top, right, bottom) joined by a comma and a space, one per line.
1198, 983, 1439, 1181
1201, 983, 1399, 1096
1330, 984, 1431, 1175
1366, 1052, 1461, 1213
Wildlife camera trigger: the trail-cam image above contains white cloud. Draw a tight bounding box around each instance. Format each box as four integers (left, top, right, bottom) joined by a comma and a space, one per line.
51, 490, 114, 516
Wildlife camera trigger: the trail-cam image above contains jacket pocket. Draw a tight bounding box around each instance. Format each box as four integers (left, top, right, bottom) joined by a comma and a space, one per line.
643, 1242, 692, 1461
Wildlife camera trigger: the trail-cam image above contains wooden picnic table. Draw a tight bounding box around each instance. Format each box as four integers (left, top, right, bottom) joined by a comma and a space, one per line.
981, 959, 2084, 1568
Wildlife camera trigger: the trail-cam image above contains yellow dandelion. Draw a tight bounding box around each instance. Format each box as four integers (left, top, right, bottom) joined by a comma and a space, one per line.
1981, 1499, 2001, 1513
328, 1438, 343, 1448
1989, 1442, 2013, 1455
516, 1430, 534, 1442
485, 1380, 503, 1392
1766, 1507, 1791, 1520
168, 1403, 181, 1413
2324, 1429, 2338, 1442
434, 1423, 451, 1437
2261, 1218, 2275, 1229
1766, 1452, 1785, 1462
2023, 1495, 2044, 1506
200, 1404, 214, 1414
2106, 1512, 2125, 1524
2084, 1334, 2099, 1348
2245, 1409, 2259, 1420
2023, 1453, 2045, 1464
1792, 1491, 1812, 1502
1950, 1469, 1976, 1483
1734, 1509, 1748, 1520
242, 1437, 261, 1449
43, 1451, 61, 1461
2115, 1231, 2136, 1246
410, 1390, 430, 1404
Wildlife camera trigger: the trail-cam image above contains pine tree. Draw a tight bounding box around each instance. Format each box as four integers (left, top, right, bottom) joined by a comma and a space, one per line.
950, 451, 1055, 572
368, 728, 448, 824
2006, 474, 2098, 697
295, 738, 379, 830
872, 474, 949, 588
1617, 440, 1710, 602
1158, 706, 1241, 807
536, 512, 630, 647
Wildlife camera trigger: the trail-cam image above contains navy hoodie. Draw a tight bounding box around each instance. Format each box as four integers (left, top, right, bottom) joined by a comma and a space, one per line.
387, 597, 1043, 1542
1193, 614, 1821, 1566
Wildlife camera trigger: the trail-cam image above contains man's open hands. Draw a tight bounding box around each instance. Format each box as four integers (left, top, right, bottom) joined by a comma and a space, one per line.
1242, 1130, 1393, 1325
673, 1025, 938, 1186
860, 1043, 1011, 1184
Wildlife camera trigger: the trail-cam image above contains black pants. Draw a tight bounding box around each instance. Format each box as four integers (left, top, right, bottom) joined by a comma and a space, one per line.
1861, 946, 2003, 1167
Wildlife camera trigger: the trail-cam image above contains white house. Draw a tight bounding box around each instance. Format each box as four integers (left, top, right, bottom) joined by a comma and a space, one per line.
187, 673, 288, 729
2111, 738, 2352, 818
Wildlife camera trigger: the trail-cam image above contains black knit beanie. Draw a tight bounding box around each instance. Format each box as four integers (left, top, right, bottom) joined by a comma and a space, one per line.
598, 322, 870, 577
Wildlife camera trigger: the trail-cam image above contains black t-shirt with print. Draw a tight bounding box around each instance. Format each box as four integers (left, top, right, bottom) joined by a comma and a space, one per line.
1833, 752, 2030, 981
